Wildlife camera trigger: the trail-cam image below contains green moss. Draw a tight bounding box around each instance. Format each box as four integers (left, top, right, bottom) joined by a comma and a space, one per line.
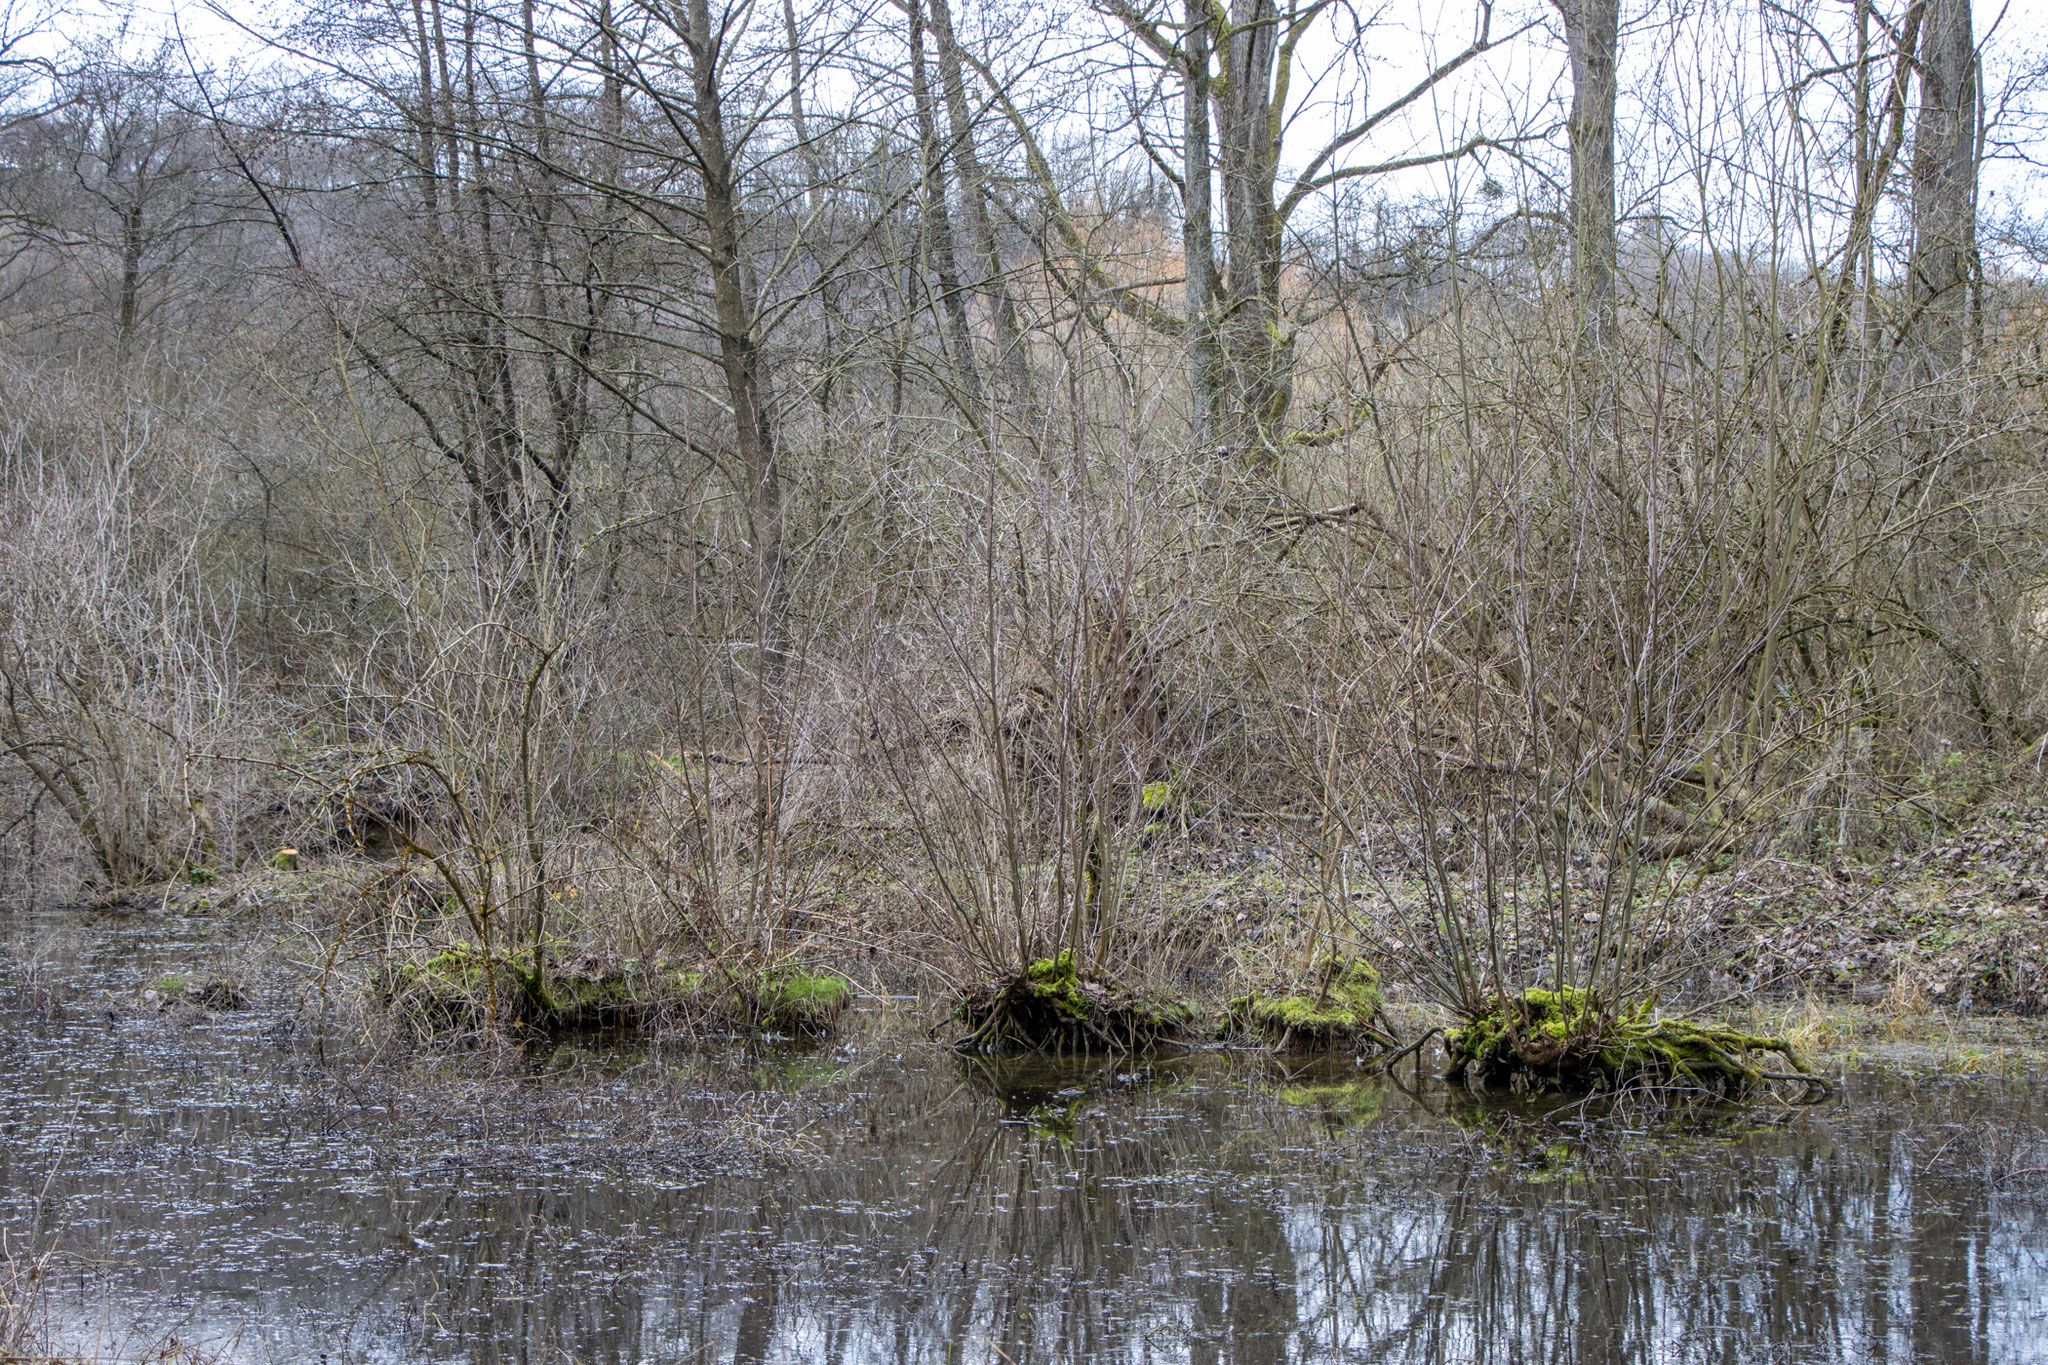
1445, 985, 1825, 1097
542, 971, 635, 1016
956, 949, 1191, 1054
1232, 956, 1392, 1050
1024, 948, 1090, 1019
1520, 1141, 1588, 1186
394, 945, 586, 1027
269, 848, 300, 872
1127, 990, 1197, 1039
755, 968, 854, 1035
150, 973, 187, 995
1020, 1091, 1087, 1145
1275, 1078, 1386, 1127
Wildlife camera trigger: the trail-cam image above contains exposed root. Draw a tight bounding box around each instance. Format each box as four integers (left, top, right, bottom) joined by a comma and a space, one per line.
954, 949, 1190, 1054
1444, 986, 1830, 1100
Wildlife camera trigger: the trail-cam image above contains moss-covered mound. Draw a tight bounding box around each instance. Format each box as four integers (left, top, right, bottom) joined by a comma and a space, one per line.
389, 948, 852, 1039
954, 949, 1191, 1054
142, 976, 246, 1012
391, 946, 639, 1031
747, 966, 854, 1037
1230, 956, 1395, 1051
1444, 986, 1827, 1097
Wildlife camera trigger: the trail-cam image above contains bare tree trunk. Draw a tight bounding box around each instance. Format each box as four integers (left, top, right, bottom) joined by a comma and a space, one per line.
1818, 0, 1923, 377
1901, 0, 1981, 723
1908, 0, 1978, 374
781, 0, 820, 210
908, 0, 991, 446
1215, 0, 1287, 467
685, 0, 785, 649
926, 0, 1034, 409
116, 198, 141, 363
1181, 0, 1219, 451
409, 0, 442, 216
1556, 0, 1618, 348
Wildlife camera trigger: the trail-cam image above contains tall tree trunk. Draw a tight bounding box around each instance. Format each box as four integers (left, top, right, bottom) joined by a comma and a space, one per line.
116, 198, 142, 363
1556, 0, 1619, 349
686, 0, 785, 652
926, 0, 1034, 409
409, 0, 442, 217
1908, 0, 1978, 375
908, 0, 991, 447
1215, 0, 1287, 468
781, 0, 820, 211
1182, 0, 1220, 451
1901, 0, 1980, 701
1820, 0, 1922, 377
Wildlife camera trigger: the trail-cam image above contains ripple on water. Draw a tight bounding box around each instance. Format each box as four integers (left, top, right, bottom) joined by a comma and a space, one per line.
3, 907, 2048, 1363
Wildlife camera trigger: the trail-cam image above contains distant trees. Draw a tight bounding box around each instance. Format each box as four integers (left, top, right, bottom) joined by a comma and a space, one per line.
1097, 0, 1529, 476
0, 0, 2039, 931
0, 45, 269, 365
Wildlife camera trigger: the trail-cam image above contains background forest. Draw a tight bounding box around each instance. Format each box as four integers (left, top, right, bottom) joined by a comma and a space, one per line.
2, 0, 2045, 1041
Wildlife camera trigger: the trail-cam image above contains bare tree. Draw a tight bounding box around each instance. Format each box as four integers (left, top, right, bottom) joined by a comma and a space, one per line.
1907, 0, 1977, 371
1095, 0, 1531, 477
1555, 0, 1618, 347
0, 45, 249, 366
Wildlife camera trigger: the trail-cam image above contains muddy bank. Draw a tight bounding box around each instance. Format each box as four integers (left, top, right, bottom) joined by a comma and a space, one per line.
18, 802, 2048, 1075
1690, 808, 2048, 1012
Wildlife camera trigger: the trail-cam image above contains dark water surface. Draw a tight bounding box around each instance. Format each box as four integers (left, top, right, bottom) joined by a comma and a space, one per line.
4, 907, 2047, 1364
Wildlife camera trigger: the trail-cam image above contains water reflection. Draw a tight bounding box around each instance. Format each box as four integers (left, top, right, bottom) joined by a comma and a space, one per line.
2, 909, 2045, 1363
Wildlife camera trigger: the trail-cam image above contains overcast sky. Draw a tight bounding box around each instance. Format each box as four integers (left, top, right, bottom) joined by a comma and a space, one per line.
30, 0, 2048, 265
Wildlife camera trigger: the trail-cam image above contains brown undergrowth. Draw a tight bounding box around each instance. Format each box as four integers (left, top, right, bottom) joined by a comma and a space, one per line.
54, 797, 2048, 1066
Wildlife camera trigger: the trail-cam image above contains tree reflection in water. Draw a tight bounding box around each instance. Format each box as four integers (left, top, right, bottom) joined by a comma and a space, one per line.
312, 1054, 2041, 1363
4, 989, 2043, 1364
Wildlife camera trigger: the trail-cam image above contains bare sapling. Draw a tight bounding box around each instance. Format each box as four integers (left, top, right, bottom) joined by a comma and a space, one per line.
869, 360, 1218, 1052
0, 394, 248, 895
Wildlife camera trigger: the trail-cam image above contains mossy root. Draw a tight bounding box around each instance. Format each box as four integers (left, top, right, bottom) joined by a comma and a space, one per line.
1445, 987, 1829, 1098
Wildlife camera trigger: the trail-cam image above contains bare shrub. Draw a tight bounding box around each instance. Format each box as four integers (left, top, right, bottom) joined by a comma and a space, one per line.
0, 375, 253, 894
864, 361, 1235, 1003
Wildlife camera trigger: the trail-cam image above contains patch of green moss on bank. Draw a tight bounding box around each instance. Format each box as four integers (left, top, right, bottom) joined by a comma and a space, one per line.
392, 944, 621, 1030
1230, 955, 1394, 1051
955, 948, 1192, 1054
752, 966, 853, 1036
387, 946, 853, 1039
1445, 985, 1826, 1098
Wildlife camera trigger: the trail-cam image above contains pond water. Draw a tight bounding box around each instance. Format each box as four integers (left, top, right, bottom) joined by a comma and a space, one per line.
3, 907, 2047, 1364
